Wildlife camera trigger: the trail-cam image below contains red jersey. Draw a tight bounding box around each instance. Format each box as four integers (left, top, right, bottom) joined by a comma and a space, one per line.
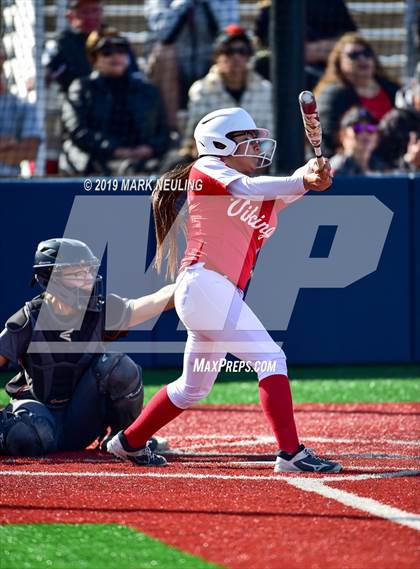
359, 87, 393, 121
179, 157, 287, 291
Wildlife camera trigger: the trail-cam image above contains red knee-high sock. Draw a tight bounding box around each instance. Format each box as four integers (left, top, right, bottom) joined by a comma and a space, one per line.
258, 374, 300, 453
124, 386, 183, 448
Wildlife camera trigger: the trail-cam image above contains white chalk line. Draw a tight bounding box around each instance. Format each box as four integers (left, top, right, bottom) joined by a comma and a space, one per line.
0, 469, 316, 481
286, 476, 420, 532
0, 468, 418, 483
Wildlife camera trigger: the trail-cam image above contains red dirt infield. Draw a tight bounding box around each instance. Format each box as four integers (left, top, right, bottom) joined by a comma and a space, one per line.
1, 402, 419, 569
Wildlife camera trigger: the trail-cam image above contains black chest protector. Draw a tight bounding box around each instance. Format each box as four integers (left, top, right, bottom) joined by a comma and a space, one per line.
14, 298, 104, 407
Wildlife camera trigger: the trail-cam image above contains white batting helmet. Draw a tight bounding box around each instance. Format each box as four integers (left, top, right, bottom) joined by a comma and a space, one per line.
194, 107, 270, 157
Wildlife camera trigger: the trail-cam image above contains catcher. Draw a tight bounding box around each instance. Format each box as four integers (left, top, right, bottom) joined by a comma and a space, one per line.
0, 238, 175, 460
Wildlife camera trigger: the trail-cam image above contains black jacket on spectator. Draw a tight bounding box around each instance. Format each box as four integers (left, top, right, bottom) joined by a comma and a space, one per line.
375, 107, 420, 171
254, 0, 356, 46
253, 0, 356, 85
60, 71, 170, 176
46, 28, 139, 93
317, 77, 399, 157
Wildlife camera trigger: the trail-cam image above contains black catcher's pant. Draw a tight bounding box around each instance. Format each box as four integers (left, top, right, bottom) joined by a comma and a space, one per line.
1, 353, 143, 455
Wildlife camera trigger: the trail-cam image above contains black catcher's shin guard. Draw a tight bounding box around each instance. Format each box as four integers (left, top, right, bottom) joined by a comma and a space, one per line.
94, 353, 144, 435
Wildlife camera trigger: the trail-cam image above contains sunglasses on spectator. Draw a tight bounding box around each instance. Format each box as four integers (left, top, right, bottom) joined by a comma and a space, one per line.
351, 123, 378, 134
98, 46, 129, 57
345, 47, 373, 61
220, 45, 251, 57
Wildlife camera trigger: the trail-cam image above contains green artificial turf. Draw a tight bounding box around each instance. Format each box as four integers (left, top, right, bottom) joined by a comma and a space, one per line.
0, 524, 222, 569
0, 366, 419, 407
145, 365, 420, 403
199, 378, 420, 404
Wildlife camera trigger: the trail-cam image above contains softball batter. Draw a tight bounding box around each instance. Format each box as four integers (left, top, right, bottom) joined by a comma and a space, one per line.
107, 107, 342, 473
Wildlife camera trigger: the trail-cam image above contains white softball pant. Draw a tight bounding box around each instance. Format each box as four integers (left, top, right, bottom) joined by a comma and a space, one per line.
167, 263, 288, 409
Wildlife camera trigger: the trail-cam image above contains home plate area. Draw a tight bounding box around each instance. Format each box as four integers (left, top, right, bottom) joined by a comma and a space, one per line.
1, 403, 419, 569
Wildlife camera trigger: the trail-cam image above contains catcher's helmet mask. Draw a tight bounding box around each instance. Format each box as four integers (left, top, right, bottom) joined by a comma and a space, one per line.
32, 238, 103, 312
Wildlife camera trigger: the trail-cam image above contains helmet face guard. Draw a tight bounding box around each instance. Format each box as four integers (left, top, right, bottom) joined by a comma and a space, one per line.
35, 263, 103, 312
232, 137, 277, 168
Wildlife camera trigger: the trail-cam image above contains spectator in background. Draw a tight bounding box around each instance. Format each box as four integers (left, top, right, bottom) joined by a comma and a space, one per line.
314, 33, 399, 157
253, 0, 357, 89
158, 26, 271, 173
45, 0, 138, 94
330, 107, 386, 175
60, 30, 170, 176
375, 64, 420, 172
145, 0, 239, 130
0, 48, 43, 177
184, 25, 272, 145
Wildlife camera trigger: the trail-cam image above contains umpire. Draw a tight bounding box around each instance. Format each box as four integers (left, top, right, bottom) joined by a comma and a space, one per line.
0, 238, 174, 460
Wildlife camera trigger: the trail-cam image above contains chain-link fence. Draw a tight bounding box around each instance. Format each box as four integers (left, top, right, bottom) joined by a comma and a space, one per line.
0, 0, 419, 178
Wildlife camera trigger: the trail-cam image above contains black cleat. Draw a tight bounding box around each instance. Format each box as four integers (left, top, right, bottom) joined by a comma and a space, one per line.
106, 431, 167, 466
